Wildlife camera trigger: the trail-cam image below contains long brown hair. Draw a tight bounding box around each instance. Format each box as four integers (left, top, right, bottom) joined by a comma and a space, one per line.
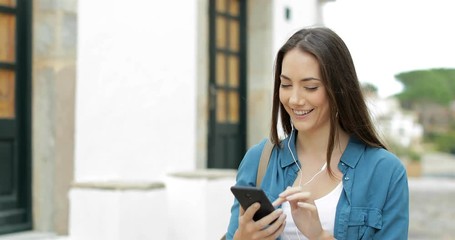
270, 27, 386, 173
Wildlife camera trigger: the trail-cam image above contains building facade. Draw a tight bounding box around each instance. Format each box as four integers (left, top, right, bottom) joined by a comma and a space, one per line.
0, 0, 330, 239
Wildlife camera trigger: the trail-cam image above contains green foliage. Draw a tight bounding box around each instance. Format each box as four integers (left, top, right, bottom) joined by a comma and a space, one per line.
394, 68, 455, 154
426, 131, 455, 154
408, 150, 422, 162
395, 68, 455, 106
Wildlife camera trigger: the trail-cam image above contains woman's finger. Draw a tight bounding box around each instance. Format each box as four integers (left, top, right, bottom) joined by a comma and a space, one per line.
278, 186, 302, 198
239, 205, 245, 215
297, 201, 318, 211
272, 218, 287, 239
272, 196, 286, 207
255, 208, 283, 229
285, 191, 311, 201
273, 186, 304, 206
253, 212, 286, 239
241, 203, 260, 221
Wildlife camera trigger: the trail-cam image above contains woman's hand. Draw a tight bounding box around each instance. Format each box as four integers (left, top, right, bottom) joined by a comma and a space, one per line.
273, 186, 328, 240
234, 203, 286, 240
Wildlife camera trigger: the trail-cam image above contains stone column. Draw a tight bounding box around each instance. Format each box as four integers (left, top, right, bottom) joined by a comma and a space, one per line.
32, 0, 77, 234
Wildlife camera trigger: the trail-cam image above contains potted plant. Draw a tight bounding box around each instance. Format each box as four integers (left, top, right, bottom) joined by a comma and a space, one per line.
405, 150, 422, 177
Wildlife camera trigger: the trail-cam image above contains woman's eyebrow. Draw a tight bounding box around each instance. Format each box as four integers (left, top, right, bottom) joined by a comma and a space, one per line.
280, 74, 320, 81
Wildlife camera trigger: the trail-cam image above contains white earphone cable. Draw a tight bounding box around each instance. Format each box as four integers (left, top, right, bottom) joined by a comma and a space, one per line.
284, 123, 327, 240
288, 124, 327, 187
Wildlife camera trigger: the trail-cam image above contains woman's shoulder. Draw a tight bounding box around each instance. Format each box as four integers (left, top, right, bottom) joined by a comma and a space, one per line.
346, 136, 401, 165
238, 138, 269, 168
363, 145, 406, 173
364, 146, 401, 162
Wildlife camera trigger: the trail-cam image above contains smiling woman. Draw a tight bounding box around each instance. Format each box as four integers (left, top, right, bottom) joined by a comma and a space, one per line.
226, 27, 409, 240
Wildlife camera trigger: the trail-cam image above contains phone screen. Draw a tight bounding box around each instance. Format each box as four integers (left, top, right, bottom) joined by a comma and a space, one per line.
230, 186, 275, 221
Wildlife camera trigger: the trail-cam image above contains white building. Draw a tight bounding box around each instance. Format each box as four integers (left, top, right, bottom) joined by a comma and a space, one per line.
366, 95, 423, 149
0, 0, 332, 239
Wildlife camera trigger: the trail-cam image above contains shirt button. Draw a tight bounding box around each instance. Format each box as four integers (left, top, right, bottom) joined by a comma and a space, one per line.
341, 163, 345, 166
344, 176, 350, 181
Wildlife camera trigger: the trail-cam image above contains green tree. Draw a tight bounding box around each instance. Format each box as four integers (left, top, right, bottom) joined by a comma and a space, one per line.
395, 68, 455, 154
395, 68, 455, 107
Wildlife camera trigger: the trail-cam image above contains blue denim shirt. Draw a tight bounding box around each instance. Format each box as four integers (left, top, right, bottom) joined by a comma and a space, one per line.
227, 135, 409, 240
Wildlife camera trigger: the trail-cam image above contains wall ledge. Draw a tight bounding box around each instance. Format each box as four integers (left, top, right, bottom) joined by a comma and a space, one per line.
169, 169, 237, 180
0, 231, 63, 240
71, 181, 165, 191
409, 177, 455, 191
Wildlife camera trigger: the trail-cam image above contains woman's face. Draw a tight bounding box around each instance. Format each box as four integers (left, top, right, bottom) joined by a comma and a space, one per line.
279, 48, 330, 134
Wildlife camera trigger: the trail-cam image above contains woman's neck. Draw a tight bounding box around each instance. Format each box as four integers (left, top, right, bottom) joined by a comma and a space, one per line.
295, 126, 349, 164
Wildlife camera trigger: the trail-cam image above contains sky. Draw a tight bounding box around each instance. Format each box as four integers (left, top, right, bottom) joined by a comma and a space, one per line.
323, 0, 455, 97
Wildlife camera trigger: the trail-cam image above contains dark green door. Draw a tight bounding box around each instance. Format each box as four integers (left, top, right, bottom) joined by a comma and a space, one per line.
0, 0, 32, 235
208, 0, 247, 169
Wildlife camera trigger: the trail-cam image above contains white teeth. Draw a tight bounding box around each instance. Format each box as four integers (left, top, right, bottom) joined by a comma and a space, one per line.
293, 109, 312, 115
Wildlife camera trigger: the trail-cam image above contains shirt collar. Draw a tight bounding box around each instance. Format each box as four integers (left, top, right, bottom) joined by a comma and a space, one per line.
339, 136, 366, 169
279, 132, 299, 168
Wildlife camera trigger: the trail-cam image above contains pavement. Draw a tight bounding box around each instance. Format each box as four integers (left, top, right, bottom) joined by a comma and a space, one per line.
408, 151, 455, 240
421, 152, 455, 177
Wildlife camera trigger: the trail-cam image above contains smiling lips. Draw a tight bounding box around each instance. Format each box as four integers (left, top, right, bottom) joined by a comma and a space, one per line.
293, 109, 314, 116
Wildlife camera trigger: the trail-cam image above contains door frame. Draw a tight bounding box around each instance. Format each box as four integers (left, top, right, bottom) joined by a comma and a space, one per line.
0, 0, 32, 235
16, 0, 33, 233
207, 0, 247, 169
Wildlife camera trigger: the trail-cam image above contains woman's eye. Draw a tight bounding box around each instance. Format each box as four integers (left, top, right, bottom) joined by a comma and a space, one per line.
305, 86, 318, 91
280, 83, 291, 88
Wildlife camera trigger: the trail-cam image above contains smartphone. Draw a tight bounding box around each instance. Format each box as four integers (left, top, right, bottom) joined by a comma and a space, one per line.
230, 186, 275, 222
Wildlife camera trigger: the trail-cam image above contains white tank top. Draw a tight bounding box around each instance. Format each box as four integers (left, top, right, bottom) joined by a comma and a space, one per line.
280, 182, 343, 240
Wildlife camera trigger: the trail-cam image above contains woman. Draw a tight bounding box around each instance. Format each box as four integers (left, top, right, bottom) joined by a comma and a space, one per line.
226, 27, 409, 240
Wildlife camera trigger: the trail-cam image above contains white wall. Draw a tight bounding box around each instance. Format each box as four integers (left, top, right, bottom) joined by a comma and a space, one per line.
72, 0, 199, 239
367, 96, 423, 148
273, 0, 321, 54
75, 0, 198, 182
69, 188, 167, 240
166, 171, 236, 240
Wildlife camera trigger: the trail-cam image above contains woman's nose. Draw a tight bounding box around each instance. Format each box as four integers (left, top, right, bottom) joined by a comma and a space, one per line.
289, 88, 304, 105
